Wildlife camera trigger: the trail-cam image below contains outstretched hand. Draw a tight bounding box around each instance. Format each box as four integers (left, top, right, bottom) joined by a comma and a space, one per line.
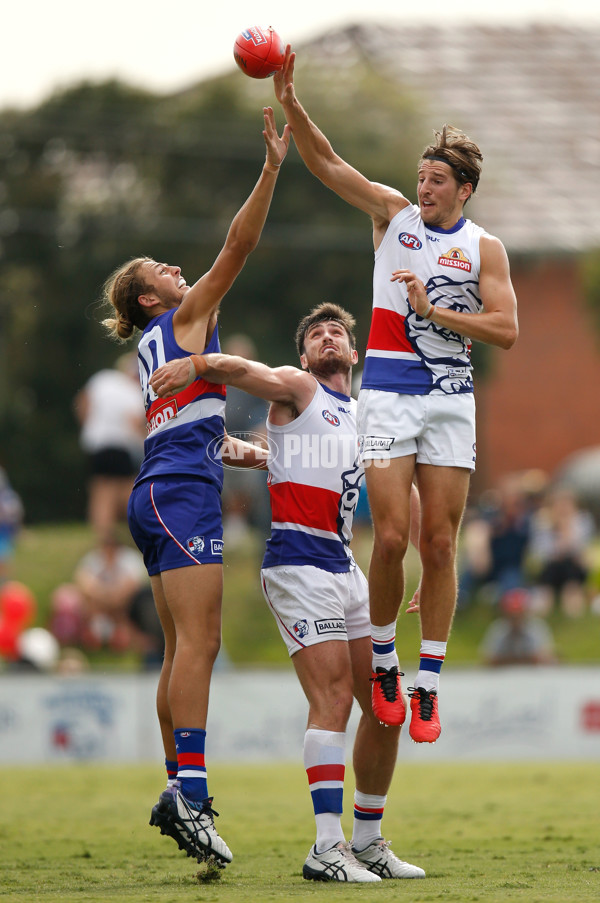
391, 269, 431, 319
263, 105, 291, 168
273, 45, 296, 106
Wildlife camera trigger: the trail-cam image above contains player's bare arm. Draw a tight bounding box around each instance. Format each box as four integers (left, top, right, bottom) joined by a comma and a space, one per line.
391, 236, 518, 350
151, 353, 316, 413
274, 47, 407, 234
172, 108, 291, 349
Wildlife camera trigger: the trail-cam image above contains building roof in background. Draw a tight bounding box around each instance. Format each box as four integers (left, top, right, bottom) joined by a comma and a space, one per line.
302, 24, 600, 254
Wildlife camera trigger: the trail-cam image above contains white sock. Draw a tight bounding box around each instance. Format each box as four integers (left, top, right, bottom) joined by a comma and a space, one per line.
415, 640, 446, 692
352, 790, 386, 851
371, 622, 399, 671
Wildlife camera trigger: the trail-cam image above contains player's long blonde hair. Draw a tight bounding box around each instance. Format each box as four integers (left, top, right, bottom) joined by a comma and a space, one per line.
101, 256, 154, 341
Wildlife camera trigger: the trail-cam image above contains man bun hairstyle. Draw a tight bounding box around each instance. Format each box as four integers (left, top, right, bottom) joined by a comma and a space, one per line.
420, 124, 483, 197
295, 303, 356, 358
101, 256, 154, 341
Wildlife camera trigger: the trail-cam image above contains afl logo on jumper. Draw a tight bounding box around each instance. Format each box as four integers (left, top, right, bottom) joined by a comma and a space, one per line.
399, 232, 422, 250
438, 247, 472, 271
322, 410, 340, 427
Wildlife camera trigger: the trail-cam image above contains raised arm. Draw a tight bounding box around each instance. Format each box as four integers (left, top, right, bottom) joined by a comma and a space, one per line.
391, 235, 519, 349
173, 107, 291, 342
273, 47, 407, 233
150, 352, 316, 413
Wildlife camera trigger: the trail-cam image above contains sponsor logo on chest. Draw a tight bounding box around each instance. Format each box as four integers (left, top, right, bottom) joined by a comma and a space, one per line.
438, 247, 472, 272
148, 399, 178, 433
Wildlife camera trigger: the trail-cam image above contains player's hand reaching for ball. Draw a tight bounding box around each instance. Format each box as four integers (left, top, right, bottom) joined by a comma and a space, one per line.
273, 45, 296, 106
391, 269, 433, 320
263, 105, 291, 171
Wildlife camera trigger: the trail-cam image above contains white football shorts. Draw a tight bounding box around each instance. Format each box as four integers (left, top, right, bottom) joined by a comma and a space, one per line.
357, 389, 476, 471
260, 563, 370, 657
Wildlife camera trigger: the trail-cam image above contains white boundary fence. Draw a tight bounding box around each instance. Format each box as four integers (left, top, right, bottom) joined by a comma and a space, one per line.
1, 666, 599, 763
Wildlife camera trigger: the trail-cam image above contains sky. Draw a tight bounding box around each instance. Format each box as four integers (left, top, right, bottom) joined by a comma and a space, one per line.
3, 0, 600, 110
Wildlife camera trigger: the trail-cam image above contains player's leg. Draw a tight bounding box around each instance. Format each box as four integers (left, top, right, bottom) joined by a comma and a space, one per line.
364, 455, 415, 627
261, 565, 379, 883
292, 641, 380, 883
345, 586, 425, 879
409, 462, 470, 742
150, 573, 177, 770
132, 476, 231, 865
148, 573, 192, 853
162, 562, 222, 805
155, 562, 231, 865
293, 640, 353, 849
364, 455, 414, 726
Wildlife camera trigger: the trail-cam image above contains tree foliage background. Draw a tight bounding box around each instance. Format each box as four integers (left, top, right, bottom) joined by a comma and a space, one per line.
2, 58, 498, 522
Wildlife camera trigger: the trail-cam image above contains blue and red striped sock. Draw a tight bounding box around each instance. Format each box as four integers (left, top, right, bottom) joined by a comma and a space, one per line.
174, 728, 208, 805
165, 757, 178, 787
304, 729, 346, 853
415, 640, 446, 692
352, 790, 386, 851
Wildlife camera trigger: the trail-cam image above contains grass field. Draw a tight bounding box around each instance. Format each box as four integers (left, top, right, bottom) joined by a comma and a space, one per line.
1, 762, 599, 902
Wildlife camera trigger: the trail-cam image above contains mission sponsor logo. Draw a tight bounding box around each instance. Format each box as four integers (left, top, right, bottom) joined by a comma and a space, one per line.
438, 247, 472, 271
315, 618, 347, 636
399, 232, 422, 250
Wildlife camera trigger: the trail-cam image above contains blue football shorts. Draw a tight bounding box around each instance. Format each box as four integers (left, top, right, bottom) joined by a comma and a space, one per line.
128, 476, 224, 576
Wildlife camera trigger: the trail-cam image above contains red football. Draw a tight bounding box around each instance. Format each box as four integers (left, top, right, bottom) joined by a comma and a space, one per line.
233, 26, 285, 79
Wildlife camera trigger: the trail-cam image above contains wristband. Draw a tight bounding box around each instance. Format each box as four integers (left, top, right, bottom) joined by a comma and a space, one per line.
424, 305, 435, 320
190, 354, 207, 377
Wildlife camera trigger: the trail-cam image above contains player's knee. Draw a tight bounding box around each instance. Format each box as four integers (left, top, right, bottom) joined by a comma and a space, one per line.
373, 524, 410, 563
421, 531, 456, 570
311, 682, 353, 729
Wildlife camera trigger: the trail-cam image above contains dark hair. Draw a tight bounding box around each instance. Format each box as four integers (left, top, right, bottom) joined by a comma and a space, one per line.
101, 256, 154, 341
295, 303, 356, 358
420, 124, 483, 196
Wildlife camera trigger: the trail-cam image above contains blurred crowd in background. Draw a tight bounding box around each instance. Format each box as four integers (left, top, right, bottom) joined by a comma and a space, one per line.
0, 339, 599, 676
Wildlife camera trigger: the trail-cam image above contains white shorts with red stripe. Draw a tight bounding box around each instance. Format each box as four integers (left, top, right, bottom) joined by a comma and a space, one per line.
260, 563, 370, 657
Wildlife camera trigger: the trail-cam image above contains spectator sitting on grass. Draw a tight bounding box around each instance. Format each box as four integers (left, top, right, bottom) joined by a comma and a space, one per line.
480, 588, 557, 667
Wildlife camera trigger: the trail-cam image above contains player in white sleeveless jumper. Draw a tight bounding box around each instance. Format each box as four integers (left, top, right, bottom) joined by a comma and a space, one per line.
274, 49, 518, 743
100, 107, 290, 867
150, 304, 425, 882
